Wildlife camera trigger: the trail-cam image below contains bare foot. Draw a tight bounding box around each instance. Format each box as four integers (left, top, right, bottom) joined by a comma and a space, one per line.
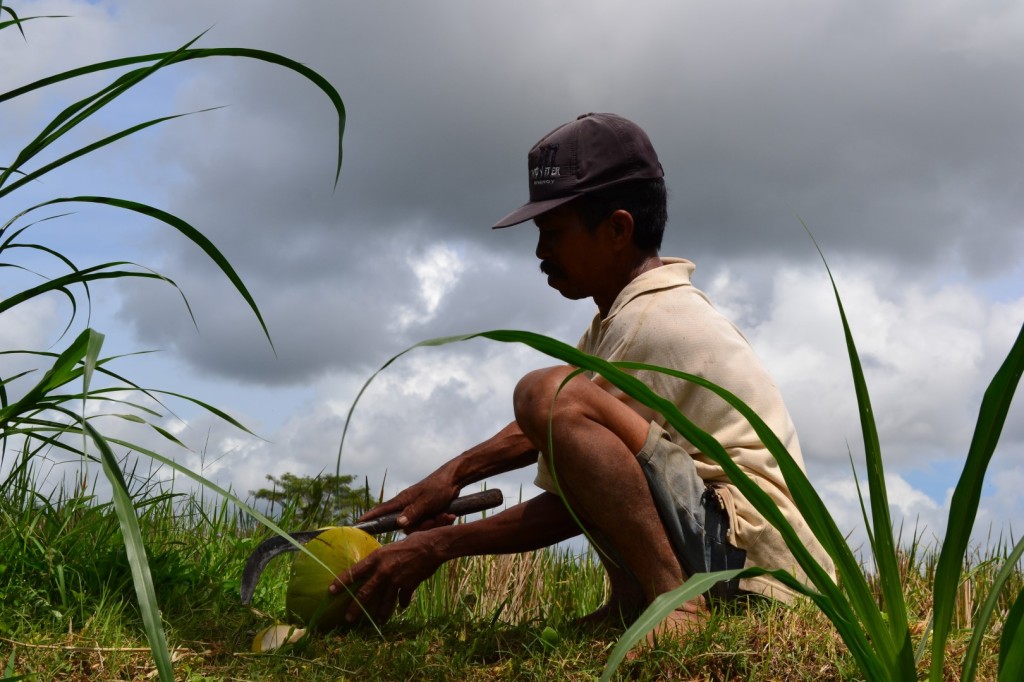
574, 599, 645, 629
625, 598, 708, 660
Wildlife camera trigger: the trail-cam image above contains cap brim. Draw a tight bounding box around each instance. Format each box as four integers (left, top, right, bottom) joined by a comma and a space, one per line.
491, 194, 580, 229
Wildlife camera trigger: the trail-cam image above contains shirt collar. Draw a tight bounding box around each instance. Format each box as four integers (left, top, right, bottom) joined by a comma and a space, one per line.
603, 257, 695, 319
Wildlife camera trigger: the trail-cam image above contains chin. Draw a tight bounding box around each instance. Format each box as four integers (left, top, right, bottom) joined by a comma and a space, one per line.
549, 283, 586, 301
546, 275, 587, 301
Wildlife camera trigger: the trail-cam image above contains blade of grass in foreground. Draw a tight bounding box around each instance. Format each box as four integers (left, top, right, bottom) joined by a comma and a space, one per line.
19, 197, 273, 348
83, 416, 174, 682
0, 46, 346, 188
962, 533, 1024, 680
998, 587, 1024, 680
601, 569, 744, 678
602, 566, 849, 681
805, 222, 914, 675
930, 320, 1024, 680
29, 329, 175, 682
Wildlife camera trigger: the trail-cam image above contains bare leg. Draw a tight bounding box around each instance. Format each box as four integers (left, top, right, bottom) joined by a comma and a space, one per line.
513, 366, 706, 637
575, 547, 645, 627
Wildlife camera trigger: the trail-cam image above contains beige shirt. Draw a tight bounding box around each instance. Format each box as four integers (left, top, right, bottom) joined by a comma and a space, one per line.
535, 258, 835, 601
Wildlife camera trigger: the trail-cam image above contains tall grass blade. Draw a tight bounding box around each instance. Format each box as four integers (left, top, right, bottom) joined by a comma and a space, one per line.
0, 109, 218, 199
802, 221, 912, 674
1, 36, 207, 189
601, 568, 745, 680
0, 329, 90, 425
962, 534, 1024, 680
0, 262, 169, 316
0, 48, 346, 188
998, 587, 1024, 680
22, 330, 175, 681
81, 416, 174, 682
26, 197, 272, 347
1, 13, 63, 39
930, 321, 1024, 680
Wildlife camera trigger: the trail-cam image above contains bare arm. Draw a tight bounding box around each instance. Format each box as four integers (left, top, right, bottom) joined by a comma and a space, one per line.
332, 492, 582, 624
358, 420, 539, 529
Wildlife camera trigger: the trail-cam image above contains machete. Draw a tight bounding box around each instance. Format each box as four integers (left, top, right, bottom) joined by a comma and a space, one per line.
240, 488, 504, 604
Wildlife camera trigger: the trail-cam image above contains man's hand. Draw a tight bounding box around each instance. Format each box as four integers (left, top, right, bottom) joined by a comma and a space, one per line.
328, 533, 441, 625
357, 476, 460, 533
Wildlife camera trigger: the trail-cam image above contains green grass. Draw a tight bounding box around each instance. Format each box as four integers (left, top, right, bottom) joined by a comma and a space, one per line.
0, 469, 1017, 681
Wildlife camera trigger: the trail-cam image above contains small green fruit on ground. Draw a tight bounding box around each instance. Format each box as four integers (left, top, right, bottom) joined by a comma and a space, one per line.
540, 625, 560, 649
285, 526, 380, 630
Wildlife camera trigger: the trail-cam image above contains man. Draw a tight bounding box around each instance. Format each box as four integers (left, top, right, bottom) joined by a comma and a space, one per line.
330, 113, 834, 638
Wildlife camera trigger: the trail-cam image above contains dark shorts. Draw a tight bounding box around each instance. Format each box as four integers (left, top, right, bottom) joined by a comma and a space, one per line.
636, 422, 747, 601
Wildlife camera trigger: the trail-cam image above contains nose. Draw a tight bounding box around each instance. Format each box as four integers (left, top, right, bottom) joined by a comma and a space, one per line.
535, 233, 550, 260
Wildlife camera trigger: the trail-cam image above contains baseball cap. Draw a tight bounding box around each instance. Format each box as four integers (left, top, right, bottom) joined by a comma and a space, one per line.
492, 112, 664, 228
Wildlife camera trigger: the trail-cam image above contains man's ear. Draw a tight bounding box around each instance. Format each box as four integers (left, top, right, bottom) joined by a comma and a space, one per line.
604, 209, 635, 249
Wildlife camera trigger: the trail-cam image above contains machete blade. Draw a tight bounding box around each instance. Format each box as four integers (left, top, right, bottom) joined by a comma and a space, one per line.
240, 530, 326, 605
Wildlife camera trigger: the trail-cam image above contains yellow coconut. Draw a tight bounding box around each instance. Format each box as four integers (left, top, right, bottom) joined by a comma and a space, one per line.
285, 526, 380, 630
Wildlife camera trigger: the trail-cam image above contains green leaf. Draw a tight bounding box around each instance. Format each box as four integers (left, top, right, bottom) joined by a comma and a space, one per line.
998, 587, 1024, 680
0, 259, 169, 317
963, 534, 1024, 680
602, 569, 746, 680
79, 414, 174, 682
802, 220, 911, 673
0, 109, 219, 200
0, 46, 345, 188
12, 198, 267, 345
930, 321, 1024, 680
0, 13, 65, 40
0, 328, 90, 427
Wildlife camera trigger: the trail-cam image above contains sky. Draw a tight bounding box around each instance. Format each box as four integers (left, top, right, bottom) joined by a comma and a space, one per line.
2, 0, 1023, 558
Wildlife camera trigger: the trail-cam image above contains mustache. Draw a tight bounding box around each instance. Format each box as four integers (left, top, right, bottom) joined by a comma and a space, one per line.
539, 260, 563, 277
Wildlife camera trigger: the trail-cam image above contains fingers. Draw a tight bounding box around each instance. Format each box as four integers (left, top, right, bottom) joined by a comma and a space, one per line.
327, 537, 436, 627
328, 556, 373, 596
356, 494, 407, 523
357, 489, 427, 527
395, 502, 418, 529
398, 586, 414, 610
341, 565, 401, 625
402, 512, 456, 534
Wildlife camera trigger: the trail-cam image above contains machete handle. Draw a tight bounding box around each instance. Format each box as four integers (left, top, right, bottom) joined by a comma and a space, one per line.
239, 488, 504, 604
352, 488, 505, 535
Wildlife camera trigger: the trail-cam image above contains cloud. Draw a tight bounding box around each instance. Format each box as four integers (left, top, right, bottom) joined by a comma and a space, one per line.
69, 0, 1023, 388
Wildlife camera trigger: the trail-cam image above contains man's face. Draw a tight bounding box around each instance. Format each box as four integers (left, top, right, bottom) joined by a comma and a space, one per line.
533, 204, 612, 301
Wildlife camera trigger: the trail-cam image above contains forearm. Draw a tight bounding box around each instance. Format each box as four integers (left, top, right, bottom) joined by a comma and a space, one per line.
434, 420, 539, 490
425, 492, 582, 559
358, 421, 540, 528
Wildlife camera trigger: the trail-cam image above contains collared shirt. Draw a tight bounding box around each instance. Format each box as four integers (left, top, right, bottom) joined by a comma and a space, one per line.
534, 257, 835, 601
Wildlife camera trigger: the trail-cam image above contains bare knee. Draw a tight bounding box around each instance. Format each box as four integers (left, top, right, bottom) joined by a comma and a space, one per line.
513, 366, 580, 442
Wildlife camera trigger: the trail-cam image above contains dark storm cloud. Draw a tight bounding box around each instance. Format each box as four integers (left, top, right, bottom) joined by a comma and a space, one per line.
100, 0, 1024, 386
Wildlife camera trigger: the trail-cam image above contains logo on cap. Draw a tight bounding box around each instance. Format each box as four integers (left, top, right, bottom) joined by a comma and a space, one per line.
530, 143, 561, 185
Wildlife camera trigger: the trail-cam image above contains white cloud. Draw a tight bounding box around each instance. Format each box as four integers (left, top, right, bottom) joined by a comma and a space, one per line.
731, 264, 1023, 473
393, 242, 466, 331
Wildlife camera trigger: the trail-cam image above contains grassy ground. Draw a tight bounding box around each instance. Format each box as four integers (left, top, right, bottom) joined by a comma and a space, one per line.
0, 471, 1017, 681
